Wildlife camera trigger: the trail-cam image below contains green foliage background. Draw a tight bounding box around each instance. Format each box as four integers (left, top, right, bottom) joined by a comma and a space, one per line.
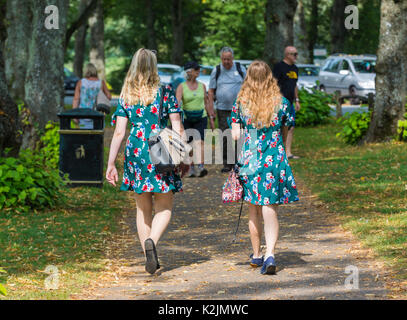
64, 0, 382, 93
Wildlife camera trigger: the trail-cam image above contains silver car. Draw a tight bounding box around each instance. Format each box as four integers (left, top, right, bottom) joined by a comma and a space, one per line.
318, 54, 376, 101
157, 63, 182, 86
297, 64, 320, 92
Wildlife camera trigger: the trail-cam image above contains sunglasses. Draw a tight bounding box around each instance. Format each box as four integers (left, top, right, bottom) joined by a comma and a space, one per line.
289, 52, 298, 57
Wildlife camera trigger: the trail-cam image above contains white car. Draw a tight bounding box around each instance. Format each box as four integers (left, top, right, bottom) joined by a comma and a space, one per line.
318, 54, 376, 102
157, 63, 182, 86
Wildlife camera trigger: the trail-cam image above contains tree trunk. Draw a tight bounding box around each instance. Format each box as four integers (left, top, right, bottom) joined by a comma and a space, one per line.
171, 0, 184, 65
74, 0, 90, 78
4, 0, 31, 101
294, 0, 310, 63
330, 0, 347, 54
146, 0, 157, 51
363, 0, 407, 143
307, 0, 318, 63
0, 1, 21, 157
89, 0, 105, 80
263, 0, 298, 67
24, 0, 68, 135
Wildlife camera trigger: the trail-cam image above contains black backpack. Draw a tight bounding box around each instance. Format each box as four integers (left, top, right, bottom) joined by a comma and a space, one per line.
214, 62, 244, 100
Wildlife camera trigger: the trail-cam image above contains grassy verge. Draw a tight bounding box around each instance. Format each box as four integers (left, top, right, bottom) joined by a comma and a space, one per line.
291, 121, 407, 279
0, 148, 126, 300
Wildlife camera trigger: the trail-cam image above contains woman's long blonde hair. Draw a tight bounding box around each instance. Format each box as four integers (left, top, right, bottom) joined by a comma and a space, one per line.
236, 60, 282, 128
120, 48, 161, 106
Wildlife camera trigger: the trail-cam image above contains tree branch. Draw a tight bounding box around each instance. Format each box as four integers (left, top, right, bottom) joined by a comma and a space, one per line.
65, 0, 98, 48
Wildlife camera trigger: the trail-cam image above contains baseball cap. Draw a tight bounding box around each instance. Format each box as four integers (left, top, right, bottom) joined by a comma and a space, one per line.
183, 61, 200, 70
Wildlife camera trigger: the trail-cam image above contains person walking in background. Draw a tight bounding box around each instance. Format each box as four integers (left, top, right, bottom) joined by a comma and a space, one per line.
176, 61, 213, 178
208, 47, 246, 173
72, 63, 112, 129
272, 46, 301, 159
106, 49, 188, 275
231, 60, 299, 275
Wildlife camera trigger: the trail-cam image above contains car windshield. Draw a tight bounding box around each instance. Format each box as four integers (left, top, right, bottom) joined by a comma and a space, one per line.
352, 59, 376, 73
158, 67, 180, 75
199, 67, 213, 76
298, 66, 319, 76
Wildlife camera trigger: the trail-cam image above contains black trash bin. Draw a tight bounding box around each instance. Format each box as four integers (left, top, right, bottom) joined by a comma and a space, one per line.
58, 108, 105, 187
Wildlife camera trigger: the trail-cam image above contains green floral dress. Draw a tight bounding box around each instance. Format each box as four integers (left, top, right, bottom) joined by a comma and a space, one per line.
231, 97, 299, 205
111, 85, 183, 194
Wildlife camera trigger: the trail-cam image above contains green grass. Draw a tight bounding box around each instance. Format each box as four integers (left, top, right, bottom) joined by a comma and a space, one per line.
291, 121, 407, 278
0, 175, 127, 299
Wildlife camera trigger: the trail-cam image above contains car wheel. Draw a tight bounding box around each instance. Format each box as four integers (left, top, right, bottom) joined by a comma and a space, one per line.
349, 86, 360, 105
320, 85, 326, 92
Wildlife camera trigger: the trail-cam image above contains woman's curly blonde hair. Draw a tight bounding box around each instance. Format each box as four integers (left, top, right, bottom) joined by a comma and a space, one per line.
120, 48, 161, 106
236, 60, 282, 128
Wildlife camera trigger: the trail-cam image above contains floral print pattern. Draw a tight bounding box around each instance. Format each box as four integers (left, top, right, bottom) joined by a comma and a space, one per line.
111, 85, 183, 194
231, 97, 299, 205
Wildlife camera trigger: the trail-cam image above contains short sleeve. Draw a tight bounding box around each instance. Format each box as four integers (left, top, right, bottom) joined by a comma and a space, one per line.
111, 98, 129, 126
281, 97, 295, 128
208, 67, 217, 89
231, 100, 242, 124
272, 63, 282, 81
162, 85, 181, 114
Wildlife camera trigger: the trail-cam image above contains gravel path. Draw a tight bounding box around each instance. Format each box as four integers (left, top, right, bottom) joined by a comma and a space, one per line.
73, 157, 396, 300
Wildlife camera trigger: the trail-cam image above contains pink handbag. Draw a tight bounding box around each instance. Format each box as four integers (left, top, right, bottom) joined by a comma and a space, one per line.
222, 167, 243, 203
222, 166, 244, 242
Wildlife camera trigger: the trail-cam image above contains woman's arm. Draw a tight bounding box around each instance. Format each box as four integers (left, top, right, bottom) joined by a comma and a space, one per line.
102, 80, 112, 100
106, 116, 128, 186
72, 80, 81, 109
203, 84, 215, 130
175, 83, 183, 108
231, 123, 241, 141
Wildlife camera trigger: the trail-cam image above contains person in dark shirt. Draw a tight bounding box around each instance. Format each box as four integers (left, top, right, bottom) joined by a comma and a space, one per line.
272, 46, 301, 159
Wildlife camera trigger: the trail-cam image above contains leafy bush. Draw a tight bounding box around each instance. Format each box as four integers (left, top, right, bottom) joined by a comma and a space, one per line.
38, 122, 60, 169
0, 267, 6, 296
336, 111, 372, 144
0, 123, 67, 212
397, 113, 407, 142
296, 89, 334, 127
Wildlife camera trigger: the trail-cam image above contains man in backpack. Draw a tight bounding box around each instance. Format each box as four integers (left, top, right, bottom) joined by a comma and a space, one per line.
208, 47, 246, 173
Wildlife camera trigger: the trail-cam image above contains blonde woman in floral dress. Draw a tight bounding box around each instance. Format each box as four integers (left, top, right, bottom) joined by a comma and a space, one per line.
106, 49, 188, 275
231, 60, 299, 275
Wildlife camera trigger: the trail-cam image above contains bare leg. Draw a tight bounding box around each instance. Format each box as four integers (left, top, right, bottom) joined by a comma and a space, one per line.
248, 204, 263, 258
135, 192, 153, 252
149, 192, 173, 245
262, 204, 279, 259
285, 127, 294, 157
282, 126, 288, 147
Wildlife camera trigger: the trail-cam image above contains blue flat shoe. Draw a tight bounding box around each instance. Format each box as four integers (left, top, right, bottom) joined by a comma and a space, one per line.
260, 256, 276, 275
249, 254, 264, 268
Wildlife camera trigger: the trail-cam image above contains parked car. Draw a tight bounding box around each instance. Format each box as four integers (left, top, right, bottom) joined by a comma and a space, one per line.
318, 54, 376, 102
297, 64, 320, 92
234, 59, 253, 70
157, 63, 182, 86
170, 65, 214, 91
64, 68, 79, 96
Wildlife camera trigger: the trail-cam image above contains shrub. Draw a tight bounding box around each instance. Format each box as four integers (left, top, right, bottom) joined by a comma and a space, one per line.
397, 112, 407, 142
38, 122, 60, 169
336, 111, 372, 145
296, 89, 334, 127
0, 123, 67, 212
0, 267, 6, 296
